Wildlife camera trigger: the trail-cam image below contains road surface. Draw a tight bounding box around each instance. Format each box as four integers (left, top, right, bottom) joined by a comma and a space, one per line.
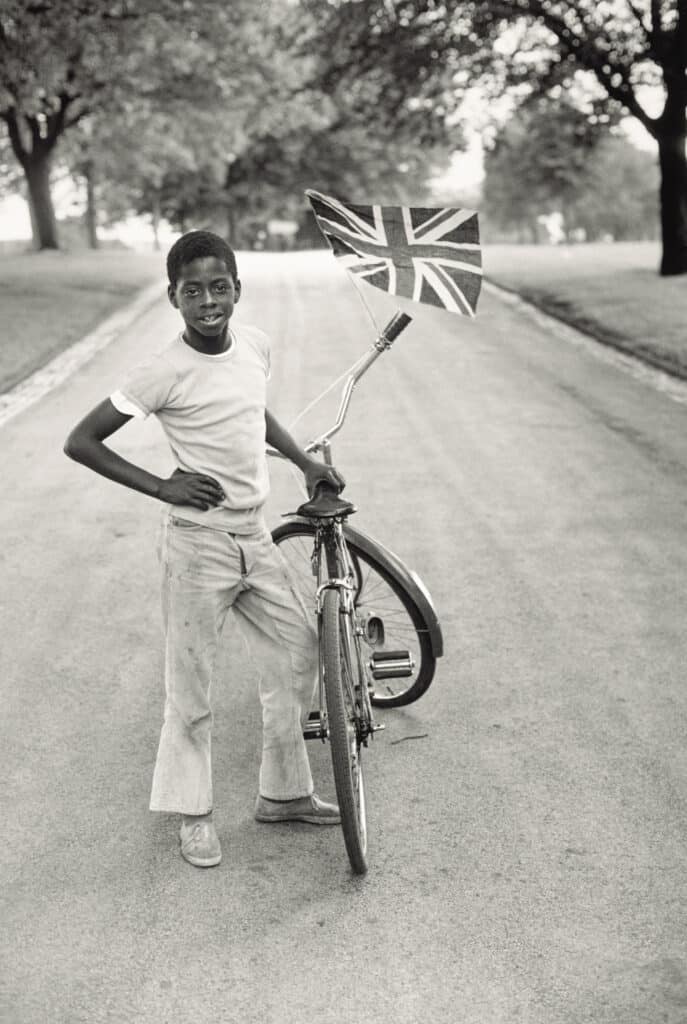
2, 252, 686, 1024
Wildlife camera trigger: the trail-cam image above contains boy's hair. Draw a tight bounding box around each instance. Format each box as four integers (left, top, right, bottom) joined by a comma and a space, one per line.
167, 230, 238, 288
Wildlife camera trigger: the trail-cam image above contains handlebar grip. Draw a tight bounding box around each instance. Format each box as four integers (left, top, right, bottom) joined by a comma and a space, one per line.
382, 312, 412, 343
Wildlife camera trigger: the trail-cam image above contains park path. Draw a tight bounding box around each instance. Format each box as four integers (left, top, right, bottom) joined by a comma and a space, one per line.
2, 252, 687, 1024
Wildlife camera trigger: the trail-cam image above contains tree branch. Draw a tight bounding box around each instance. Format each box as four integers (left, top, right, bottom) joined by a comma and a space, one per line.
651, 0, 663, 39
44, 92, 73, 148
1, 107, 28, 165
489, 0, 658, 135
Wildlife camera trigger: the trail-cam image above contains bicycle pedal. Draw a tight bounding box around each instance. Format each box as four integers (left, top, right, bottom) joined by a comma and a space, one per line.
369, 650, 414, 679
303, 710, 328, 741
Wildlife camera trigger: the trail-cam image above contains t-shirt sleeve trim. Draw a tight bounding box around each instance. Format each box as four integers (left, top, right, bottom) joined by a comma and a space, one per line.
110, 390, 148, 419
114, 351, 179, 417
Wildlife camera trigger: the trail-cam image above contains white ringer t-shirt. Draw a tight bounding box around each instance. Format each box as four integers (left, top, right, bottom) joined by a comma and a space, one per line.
110, 323, 271, 534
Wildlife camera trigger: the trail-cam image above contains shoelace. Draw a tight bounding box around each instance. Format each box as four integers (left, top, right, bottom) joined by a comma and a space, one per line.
183, 822, 212, 846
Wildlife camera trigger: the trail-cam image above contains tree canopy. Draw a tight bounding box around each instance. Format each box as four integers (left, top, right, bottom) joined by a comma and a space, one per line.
0, 0, 279, 247
471, 0, 686, 272
0, 0, 456, 249
3, 0, 683, 273
301, 0, 686, 274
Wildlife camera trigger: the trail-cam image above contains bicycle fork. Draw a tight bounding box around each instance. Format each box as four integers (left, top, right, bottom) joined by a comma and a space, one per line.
303, 532, 382, 744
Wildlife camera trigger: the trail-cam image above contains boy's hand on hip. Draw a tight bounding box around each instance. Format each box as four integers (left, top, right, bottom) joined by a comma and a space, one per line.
303, 458, 346, 498
157, 469, 225, 510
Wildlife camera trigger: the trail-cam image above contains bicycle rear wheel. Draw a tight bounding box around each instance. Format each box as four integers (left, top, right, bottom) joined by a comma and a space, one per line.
321, 587, 368, 875
273, 520, 436, 707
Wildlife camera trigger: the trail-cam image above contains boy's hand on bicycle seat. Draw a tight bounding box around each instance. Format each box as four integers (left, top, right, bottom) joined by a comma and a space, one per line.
303, 457, 346, 498
157, 468, 226, 510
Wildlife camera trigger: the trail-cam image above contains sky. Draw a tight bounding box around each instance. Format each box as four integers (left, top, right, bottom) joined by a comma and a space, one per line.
0, 194, 31, 240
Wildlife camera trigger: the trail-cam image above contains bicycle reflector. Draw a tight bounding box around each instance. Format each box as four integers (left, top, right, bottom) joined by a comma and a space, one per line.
369, 650, 414, 680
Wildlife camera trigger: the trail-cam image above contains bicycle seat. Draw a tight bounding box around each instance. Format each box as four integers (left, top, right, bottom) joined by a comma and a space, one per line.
296, 483, 356, 519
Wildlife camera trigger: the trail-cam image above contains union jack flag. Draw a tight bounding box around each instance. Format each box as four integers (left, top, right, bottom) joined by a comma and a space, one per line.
306, 189, 482, 317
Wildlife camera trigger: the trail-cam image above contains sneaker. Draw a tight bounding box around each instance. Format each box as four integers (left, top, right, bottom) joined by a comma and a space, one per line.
255, 793, 341, 825
179, 819, 222, 867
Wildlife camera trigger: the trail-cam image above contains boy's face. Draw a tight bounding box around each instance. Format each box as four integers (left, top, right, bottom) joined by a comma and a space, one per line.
168, 256, 241, 341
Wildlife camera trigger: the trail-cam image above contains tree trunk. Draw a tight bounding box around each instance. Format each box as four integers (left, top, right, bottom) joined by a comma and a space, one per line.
24, 152, 59, 250
151, 191, 162, 251
27, 191, 39, 248
84, 161, 99, 250
657, 129, 687, 275
3, 100, 80, 252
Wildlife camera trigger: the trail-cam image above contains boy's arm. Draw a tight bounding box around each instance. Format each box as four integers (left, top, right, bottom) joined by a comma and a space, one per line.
265, 409, 345, 496
64, 399, 225, 510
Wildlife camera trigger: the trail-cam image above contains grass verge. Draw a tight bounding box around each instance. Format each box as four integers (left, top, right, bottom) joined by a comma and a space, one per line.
484, 242, 687, 379
0, 248, 163, 393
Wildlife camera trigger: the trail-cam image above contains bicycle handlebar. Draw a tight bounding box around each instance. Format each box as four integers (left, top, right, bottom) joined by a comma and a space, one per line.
306, 311, 412, 453
267, 311, 412, 461
383, 312, 412, 344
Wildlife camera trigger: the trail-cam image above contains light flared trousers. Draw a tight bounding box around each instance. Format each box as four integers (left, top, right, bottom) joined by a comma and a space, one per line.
149, 514, 318, 814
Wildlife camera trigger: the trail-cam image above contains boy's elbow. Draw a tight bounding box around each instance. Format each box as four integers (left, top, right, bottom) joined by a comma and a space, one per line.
63, 433, 75, 459
64, 430, 86, 462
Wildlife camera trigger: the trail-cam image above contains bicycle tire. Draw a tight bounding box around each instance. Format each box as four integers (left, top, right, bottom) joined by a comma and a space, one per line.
321, 587, 368, 875
272, 520, 436, 707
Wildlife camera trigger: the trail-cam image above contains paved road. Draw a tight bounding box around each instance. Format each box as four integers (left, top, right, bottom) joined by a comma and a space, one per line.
2, 253, 687, 1024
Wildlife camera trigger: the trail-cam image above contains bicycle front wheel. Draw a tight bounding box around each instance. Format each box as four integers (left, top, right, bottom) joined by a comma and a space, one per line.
273, 520, 436, 708
321, 587, 368, 875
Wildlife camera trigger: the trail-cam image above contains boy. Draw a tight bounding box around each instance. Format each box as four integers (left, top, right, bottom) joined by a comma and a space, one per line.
64, 230, 345, 868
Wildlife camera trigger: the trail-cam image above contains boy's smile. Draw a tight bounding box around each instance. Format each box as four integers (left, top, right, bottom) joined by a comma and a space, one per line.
169, 256, 241, 354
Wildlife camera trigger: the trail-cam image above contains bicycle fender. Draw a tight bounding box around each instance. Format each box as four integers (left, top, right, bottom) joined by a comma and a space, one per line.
277, 516, 444, 659
341, 523, 443, 658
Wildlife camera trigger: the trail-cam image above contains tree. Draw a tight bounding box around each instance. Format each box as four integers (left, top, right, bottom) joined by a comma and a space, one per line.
72, 103, 230, 249
483, 95, 606, 239
221, 125, 450, 246
568, 136, 659, 240
294, 0, 478, 152
301, 0, 687, 275
482, 93, 658, 241
0, 0, 266, 249
0, 0, 144, 248
84, 0, 453, 247
63, 2, 338, 246
469, 0, 687, 273
216, 8, 456, 245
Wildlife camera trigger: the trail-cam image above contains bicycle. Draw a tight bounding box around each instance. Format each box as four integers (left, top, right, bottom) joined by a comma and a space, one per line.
268, 311, 444, 874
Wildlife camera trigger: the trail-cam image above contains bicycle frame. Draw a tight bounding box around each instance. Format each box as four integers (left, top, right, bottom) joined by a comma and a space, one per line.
303, 516, 378, 746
